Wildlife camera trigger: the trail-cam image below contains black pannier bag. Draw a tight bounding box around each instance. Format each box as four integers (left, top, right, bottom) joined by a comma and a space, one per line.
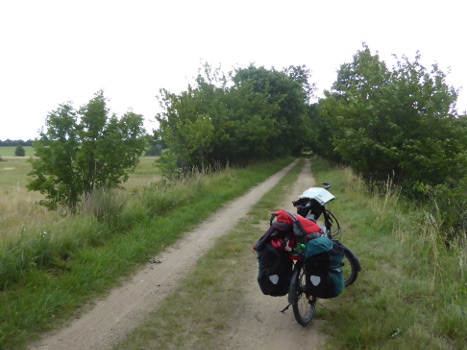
304, 236, 345, 299
254, 210, 322, 297
256, 241, 293, 297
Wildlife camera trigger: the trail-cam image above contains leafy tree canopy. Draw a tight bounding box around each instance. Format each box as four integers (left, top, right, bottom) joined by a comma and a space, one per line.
156, 63, 314, 174
317, 44, 464, 192
27, 90, 147, 212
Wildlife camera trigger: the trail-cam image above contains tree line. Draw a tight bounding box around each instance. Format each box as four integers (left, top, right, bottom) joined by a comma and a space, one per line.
156, 48, 465, 237
0, 139, 34, 146
26, 45, 465, 237
155, 63, 313, 173
309, 45, 465, 192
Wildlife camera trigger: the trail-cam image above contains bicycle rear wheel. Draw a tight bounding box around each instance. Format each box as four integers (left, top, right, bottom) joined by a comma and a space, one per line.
288, 264, 316, 326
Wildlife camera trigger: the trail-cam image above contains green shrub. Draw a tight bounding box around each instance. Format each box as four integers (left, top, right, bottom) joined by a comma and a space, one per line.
430, 176, 466, 241
15, 145, 25, 156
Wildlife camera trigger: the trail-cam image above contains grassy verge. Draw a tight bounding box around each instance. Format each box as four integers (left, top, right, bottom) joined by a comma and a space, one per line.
310, 158, 466, 349
0, 157, 294, 349
113, 158, 304, 349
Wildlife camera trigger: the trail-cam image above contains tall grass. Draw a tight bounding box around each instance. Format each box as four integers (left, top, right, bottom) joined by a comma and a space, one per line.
310, 158, 466, 349
0, 157, 294, 349
1, 157, 62, 242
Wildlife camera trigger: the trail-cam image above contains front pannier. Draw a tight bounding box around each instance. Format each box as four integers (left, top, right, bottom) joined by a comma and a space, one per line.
304, 236, 345, 299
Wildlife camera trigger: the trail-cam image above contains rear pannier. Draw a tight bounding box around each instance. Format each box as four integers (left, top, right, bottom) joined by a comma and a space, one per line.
254, 210, 325, 297
257, 242, 292, 296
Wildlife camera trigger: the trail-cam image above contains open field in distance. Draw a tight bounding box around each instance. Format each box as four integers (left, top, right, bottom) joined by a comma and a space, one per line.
0, 156, 160, 239
0, 146, 34, 157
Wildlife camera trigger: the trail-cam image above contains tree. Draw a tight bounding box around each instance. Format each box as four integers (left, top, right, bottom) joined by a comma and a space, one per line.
232, 65, 311, 155
157, 86, 216, 171
156, 63, 272, 169
15, 145, 25, 156
319, 44, 463, 191
156, 63, 314, 171
27, 91, 147, 213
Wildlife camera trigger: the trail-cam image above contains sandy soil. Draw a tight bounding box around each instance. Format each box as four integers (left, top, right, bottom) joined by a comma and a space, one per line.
30, 159, 329, 350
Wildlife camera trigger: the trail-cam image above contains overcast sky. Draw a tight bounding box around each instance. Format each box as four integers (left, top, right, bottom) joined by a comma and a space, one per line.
0, 0, 465, 140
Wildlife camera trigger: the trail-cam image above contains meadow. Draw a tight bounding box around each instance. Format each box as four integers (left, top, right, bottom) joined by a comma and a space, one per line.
1, 153, 52, 240
0, 146, 34, 157
0, 155, 160, 240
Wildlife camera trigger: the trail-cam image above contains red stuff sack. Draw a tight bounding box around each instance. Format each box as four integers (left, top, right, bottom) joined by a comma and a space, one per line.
274, 209, 323, 240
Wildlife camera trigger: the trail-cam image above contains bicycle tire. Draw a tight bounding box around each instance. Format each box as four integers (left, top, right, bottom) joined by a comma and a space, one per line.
289, 265, 316, 326
342, 245, 360, 287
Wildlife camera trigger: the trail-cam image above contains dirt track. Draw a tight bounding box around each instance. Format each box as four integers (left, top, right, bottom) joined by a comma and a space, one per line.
31, 162, 324, 350
31, 159, 327, 350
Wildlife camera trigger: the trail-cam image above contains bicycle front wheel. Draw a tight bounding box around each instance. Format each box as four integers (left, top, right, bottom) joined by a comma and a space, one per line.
342, 245, 360, 286
288, 265, 316, 326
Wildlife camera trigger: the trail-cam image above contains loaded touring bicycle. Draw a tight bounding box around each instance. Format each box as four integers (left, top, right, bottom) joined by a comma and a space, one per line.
254, 183, 361, 326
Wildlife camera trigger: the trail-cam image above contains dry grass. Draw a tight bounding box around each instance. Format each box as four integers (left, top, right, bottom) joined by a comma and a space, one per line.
0, 158, 53, 240
121, 156, 161, 190
0, 156, 160, 241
